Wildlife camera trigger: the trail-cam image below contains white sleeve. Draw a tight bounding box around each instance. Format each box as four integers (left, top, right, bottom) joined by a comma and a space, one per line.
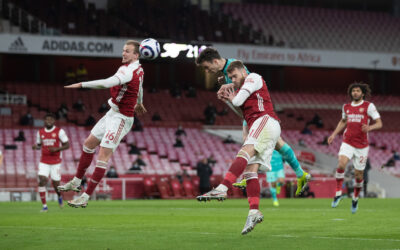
114, 66, 134, 85
81, 76, 120, 89
231, 73, 263, 107
58, 129, 69, 143
341, 105, 347, 120
367, 103, 380, 120
36, 131, 41, 145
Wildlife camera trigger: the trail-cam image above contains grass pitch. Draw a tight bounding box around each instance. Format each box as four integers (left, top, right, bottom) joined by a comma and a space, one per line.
0, 198, 399, 250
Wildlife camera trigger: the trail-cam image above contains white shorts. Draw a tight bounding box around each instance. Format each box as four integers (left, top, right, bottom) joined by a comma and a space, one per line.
91, 109, 134, 151
244, 115, 281, 172
38, 162, 61, 181
338, 142, 369, 170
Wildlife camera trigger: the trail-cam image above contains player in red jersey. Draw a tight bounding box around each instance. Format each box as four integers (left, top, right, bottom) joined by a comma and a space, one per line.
197, 61, 281, 234
32, 113, 70, 212
328, 82, 382, 213
58, 40, 147, 208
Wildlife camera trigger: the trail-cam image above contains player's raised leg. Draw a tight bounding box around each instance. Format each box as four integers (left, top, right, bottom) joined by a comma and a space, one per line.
58, 134, 99, 193
332, 155, 349, 208
197, 145, 255, 201
275, 138, 310, 196
68, 147, 112, 208
68, 110, 134, 208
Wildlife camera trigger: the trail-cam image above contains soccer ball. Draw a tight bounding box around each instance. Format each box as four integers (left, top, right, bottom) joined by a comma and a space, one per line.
140, 38, 160, 60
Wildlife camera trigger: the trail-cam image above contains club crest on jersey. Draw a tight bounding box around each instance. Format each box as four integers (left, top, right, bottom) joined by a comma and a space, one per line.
346, 110, 349, 113
52, 133, 56, 137
359, 108, 364, 112
41, 135, 45, 138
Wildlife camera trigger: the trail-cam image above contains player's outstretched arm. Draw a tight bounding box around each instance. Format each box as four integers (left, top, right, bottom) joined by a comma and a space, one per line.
328, 119, 347, 144
65, 76, 122, 89
64, 83, 82, 88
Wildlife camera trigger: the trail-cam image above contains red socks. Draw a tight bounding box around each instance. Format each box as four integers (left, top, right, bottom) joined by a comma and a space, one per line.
85, 161, 107, 195
354, 179, 364, 199
335, 168, 345, 196
38, 186, 46, 206
221, 157, 248, 188
246, 178, 260, 210
76, 147, 95, 179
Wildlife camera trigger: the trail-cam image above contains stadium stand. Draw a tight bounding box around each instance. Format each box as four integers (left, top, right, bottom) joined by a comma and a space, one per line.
2, 82, 400, 131
223, 3, 400, 52
2, 0, 263, 43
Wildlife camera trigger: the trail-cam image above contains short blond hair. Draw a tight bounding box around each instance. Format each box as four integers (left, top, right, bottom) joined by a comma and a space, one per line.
125, 40, 140, 55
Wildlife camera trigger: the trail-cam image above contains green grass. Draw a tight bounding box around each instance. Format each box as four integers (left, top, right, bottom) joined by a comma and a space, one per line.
1, 198, 400, 250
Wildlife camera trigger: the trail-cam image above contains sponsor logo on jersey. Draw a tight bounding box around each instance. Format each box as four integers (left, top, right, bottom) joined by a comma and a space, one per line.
347, 114, 364, 123
43, 138, 56, 146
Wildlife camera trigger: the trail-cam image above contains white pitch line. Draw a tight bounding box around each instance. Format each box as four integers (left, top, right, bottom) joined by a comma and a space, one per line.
0, 225, 113, 232
270, 234, 400, 242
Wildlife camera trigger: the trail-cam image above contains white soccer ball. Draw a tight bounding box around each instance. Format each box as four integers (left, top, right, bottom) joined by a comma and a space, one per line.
140, 38, 160, 60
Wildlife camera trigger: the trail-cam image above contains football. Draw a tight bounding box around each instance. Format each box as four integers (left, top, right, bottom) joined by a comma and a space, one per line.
140, 38, 160, 60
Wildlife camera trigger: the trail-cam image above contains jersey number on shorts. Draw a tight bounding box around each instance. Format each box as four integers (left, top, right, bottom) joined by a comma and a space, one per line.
105, 131, 115, 141
359, 156, 367, 164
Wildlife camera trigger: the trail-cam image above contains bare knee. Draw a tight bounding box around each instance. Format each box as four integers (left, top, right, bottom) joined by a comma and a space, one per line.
97, 147, 114, 162
354, 170, 364, 180
84, 134, 101, 150
38, 176, 48, 186
337, 156, 349, 170
275, 137, 285, 150
245, 163, 259, 172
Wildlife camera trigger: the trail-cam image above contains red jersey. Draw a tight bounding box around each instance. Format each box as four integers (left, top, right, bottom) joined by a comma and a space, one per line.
236, 73, 279, 128
342, 100, 380, 148
109, 61, 144, 117
36, 126, 69, 164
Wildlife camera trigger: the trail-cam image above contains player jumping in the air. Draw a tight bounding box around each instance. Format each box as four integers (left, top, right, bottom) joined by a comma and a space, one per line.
32, 113, 70, 212
195, 48, 310, 196
198, 61, 281, 234
58, 40, 147, 208
328, 82, 382, 213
